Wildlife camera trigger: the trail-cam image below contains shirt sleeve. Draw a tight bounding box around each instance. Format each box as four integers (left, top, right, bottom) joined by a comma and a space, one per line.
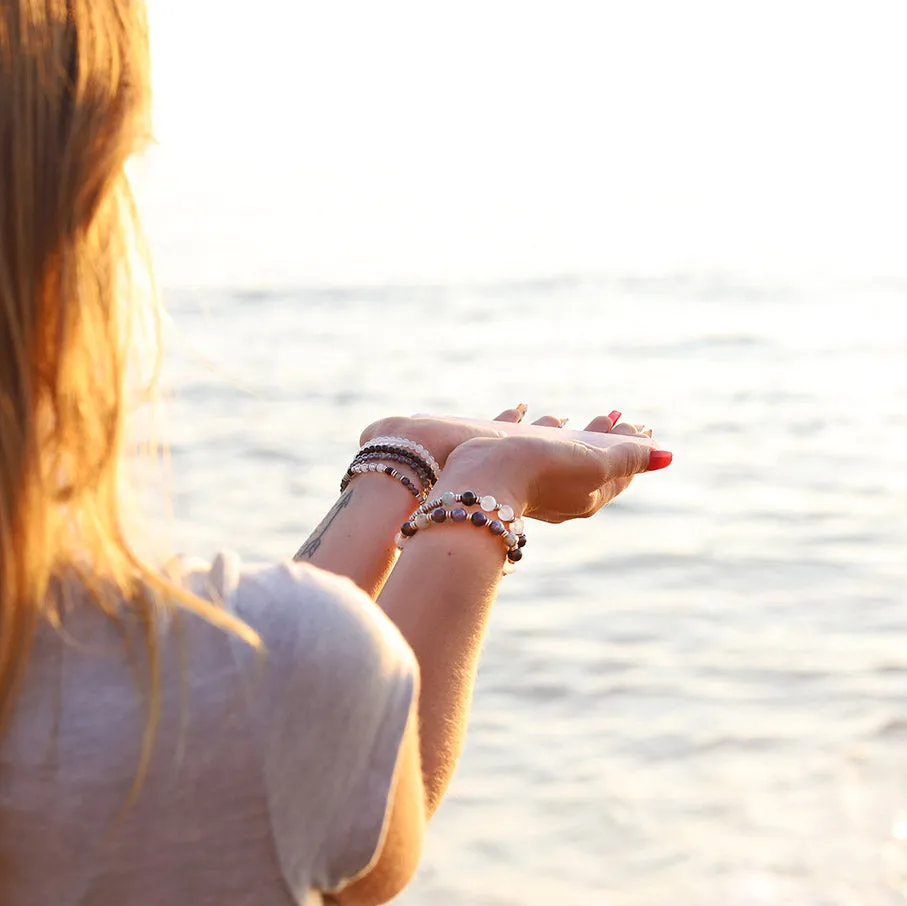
222, 555, 418, 898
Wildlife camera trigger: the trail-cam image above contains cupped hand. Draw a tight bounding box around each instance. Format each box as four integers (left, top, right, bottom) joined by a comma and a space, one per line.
436, 414, 669, 524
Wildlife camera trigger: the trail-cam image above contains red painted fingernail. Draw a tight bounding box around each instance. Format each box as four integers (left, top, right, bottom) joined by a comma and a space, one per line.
646, 450, 673, 472
608, 410, 622, 427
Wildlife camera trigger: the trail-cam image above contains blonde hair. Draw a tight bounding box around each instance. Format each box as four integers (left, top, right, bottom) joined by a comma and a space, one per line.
0, 0, 257, 788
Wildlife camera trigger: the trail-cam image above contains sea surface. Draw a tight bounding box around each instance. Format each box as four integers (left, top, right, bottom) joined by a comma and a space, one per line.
149, 274, 906, 905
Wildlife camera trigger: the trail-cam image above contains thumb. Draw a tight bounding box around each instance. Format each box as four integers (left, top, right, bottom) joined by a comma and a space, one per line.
604, 442, 673, 476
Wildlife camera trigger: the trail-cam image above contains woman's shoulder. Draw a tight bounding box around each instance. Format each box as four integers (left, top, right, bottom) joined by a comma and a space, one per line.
175, 551, 414, 676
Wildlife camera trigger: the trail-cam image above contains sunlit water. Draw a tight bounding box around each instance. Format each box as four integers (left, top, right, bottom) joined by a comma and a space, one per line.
147, 274, 906, 905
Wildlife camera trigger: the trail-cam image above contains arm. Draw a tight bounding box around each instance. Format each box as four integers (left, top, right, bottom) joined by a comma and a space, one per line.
294, 479, 417, 599
374, 478, 513, 815
333, 693, 426, 906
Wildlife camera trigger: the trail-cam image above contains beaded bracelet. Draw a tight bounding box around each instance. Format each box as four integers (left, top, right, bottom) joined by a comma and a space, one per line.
343, 461, 424, 499
395, 497, 527, 565
359, 436, 441, 482
412, 490, 523, 533
352, 445, 436, 490
346, 448, 435, 493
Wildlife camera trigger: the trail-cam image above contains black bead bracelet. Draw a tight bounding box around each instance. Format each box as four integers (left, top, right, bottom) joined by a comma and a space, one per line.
344, 447, 435, 493
396, 506, 526, 564
341, 461, 424, 499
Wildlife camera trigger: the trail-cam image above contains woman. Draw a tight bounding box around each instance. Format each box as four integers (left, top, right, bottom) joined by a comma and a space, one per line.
0, 2, 672, 904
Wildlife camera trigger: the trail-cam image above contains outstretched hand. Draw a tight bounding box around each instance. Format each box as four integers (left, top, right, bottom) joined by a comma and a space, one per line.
443, 432, 661, 524
363, 407, 671, 524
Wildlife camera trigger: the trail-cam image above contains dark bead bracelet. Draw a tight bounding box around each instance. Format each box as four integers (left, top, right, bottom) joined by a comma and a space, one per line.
348, 448, 435, 491
359, 437, 441, 482
396, 507, 526, 565
356, 443, 437, 479
341, 461, 424, 499
341, 453, 433, 496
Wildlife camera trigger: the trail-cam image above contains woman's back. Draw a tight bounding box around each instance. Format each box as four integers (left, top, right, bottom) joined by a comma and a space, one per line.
0, 554, 416, 906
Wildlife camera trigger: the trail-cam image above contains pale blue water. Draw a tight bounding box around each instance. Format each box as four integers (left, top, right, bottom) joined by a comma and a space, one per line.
152, 274, 907, 905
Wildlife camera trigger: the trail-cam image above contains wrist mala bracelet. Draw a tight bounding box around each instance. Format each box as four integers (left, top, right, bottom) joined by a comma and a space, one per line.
352, 445, 436, 490
343, 461, 425, 499
412, 490, 523, 532
346, 449, 436, 492
359, 436, 441, 482
395, 494, 528, 566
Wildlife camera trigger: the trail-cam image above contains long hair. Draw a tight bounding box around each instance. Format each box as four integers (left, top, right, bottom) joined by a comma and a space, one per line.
0, 0, 257, 791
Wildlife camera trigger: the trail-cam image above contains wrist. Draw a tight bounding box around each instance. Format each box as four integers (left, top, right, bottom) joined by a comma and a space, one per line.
436, 438, 530, 515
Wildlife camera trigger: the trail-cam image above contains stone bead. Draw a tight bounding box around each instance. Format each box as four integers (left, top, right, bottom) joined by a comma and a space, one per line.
518, 534, 527, 548
506, 547, 523, 562
431, 507, 447, 523
415, 513, 431, 529
511, 517, 524, 534
461, 490, 478, 507
401, 521, 418, 537
394, 532, 407, 548
451, 507, 468, 523
503, 531, 518, 547
497, 505, 515, 523
479, 495, 497, 512
441, 491, 457, 508
470, 511, 488, 527
488, 519, 506, 536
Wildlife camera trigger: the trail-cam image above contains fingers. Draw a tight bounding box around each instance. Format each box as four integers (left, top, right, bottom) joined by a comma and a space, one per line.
610, 422, 651, 437
532, 415, 568, 428
584, 410, 622, 433
603, 441, 658, 477
492, 407, 659, 454
604, 442, 673, 475
647, 450, 673, 471
494, 403, 528, 424
585, 414, 617, 433
494, 405, 568, 428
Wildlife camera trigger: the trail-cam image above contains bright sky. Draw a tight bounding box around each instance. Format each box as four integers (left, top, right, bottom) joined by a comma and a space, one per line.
136, 0, 907, 288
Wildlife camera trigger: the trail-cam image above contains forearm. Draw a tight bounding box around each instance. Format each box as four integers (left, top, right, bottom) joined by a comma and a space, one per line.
375, 462, 525, 815
293, 476, 419, 598
376, 529, 504, 815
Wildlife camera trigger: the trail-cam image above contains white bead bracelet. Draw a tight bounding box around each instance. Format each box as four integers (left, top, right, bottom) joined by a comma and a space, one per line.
360, 435, 441, 482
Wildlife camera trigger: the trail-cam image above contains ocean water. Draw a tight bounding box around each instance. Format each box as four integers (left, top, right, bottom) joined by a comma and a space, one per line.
151, 274, 907, 905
